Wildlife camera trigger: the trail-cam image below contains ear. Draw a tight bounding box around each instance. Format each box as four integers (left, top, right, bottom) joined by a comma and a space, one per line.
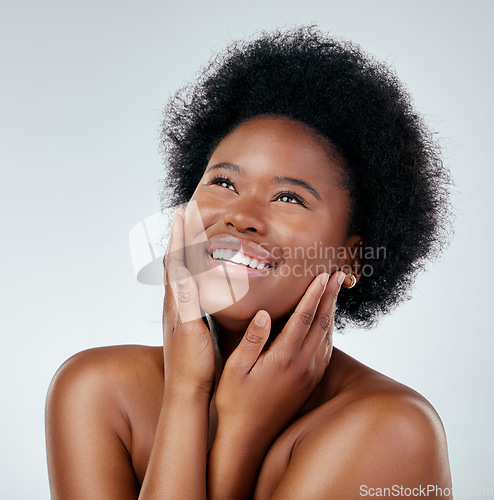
337, 234, 365, 288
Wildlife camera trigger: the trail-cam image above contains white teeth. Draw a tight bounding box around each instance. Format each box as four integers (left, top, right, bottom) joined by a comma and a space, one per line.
211, 248, 270, 270
230, 252, 243, 264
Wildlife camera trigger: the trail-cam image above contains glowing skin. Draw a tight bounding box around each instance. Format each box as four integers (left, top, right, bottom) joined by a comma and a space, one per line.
45, 115, 452, 500
183, 115, 359, 340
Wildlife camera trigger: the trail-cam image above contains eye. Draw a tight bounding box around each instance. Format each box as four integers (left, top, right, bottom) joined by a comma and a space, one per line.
209, 174, 236, 192
208, 175, 307, 207
275, 191, 307, 207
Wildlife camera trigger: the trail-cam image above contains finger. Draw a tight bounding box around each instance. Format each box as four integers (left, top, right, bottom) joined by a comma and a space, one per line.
169, 267, 205, 326
164, 208, 187, 312
302, 271, 345, 361
164, 208, 186, 274
270, 273, 330, 353
227, 310, 271, 373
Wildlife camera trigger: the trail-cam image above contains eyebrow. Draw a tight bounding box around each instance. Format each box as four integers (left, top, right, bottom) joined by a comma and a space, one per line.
205, 162, 321, 200
205, 162, 240, 174
274, 176, 320, 199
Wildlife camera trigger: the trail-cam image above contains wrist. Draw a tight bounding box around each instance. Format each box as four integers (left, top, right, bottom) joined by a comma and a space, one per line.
163, 383, 212, 404
213, 420, 270, 458
208, 422, 271, 500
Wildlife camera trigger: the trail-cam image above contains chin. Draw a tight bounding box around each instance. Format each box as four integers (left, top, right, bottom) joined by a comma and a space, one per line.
192, 259, 309, 325
196, 278, 257, 319
197, 281, 298, 329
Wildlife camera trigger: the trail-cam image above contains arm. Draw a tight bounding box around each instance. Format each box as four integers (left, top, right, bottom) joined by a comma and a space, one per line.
138, 390, 210, 499
207, 271, 345, 500
45, 348, 140, 500
139, 207, 215, 499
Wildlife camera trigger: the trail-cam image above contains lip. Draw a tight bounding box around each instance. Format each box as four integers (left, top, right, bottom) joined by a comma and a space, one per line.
208, 234, 281, 267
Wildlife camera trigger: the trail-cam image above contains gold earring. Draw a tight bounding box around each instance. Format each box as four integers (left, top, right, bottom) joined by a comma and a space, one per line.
346, 274, 357, 289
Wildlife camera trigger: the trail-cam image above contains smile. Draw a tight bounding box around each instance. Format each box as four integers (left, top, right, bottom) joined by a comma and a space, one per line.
204, 251, 273, 278
211, 248, 274, 270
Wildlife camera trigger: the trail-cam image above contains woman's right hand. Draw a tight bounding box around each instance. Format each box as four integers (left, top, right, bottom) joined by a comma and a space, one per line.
162, 208, 216, 398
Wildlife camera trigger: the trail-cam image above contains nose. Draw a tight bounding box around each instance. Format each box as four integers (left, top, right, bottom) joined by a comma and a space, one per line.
222, 196, 267, 234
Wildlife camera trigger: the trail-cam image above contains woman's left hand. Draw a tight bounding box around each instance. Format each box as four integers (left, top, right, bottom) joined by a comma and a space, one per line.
213, 270, 345, 447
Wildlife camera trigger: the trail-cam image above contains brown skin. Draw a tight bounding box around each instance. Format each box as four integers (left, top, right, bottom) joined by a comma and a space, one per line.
45, 117, 452, 499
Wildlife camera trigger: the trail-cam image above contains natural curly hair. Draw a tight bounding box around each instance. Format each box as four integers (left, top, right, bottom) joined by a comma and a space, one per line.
159, 26, 453, 330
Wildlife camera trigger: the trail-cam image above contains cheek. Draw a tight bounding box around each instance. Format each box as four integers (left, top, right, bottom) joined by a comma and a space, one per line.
278, 230, 342, 274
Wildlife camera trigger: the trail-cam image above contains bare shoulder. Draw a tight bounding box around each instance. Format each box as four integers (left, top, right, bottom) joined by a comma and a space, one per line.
49, 343, 163, 377
48, 344, 163, 387
46, 344, 164, 453
256, 352, 452, 499
47, 345, 163, 417
296, 381, 451, 497
331, 369, 448, 447
46, 345, 163, 499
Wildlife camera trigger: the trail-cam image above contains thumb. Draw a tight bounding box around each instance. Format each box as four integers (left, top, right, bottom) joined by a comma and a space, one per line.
229, 310, 271, 372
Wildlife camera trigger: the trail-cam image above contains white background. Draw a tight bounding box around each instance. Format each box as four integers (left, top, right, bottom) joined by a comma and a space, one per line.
1, 1, 493, 498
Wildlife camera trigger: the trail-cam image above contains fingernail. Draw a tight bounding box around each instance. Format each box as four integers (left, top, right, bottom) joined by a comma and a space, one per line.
337, 273, 346, 286
319, 273, 330, 286
176, 268, 189, 285
254, 310, 269, 327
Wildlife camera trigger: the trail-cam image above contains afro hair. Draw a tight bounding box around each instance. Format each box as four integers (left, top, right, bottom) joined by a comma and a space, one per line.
160, 26, 453, 330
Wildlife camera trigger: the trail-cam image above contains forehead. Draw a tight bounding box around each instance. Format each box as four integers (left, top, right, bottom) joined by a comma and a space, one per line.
207, 116, 347, 189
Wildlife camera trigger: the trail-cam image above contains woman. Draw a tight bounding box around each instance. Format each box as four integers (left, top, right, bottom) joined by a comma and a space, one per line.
46, 27, 453, 499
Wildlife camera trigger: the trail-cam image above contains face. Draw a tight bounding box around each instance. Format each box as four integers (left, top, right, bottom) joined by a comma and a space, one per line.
183, 116, 356, 329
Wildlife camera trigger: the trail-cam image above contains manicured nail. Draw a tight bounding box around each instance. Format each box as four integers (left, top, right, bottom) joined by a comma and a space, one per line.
254, 310, 269, 327
337, 273, 346, 286
319, 273, 330, 286
176, 267, 189, 285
